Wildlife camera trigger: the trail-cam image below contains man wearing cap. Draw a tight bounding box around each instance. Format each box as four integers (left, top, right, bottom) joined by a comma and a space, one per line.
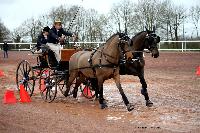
47, 20, 76, 66
35, 26, 50, 54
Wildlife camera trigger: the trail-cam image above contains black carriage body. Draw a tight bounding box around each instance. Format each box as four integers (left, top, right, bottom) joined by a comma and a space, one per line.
16, 48, 97, 102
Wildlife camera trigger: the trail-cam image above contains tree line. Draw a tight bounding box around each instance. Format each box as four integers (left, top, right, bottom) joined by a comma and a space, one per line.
0, 0, 200, 43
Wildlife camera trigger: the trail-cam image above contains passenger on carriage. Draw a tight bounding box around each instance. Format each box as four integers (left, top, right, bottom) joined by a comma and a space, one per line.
47, 20, 76, 66
35, 26, 50, 54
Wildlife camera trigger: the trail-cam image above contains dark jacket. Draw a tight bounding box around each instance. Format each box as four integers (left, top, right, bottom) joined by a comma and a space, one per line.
3, 42, 8, 51
36, 33, 48, 48
48, 27, 73, 44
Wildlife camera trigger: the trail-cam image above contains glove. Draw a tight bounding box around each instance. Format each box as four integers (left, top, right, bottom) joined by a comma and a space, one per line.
58, 37, 65, 44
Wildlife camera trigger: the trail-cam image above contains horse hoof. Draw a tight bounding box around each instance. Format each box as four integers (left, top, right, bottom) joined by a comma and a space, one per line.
73, 93, 77, 98
100, 103, 108, 109
146, 100, 153, 107
103, 99, 107, 104
127, 103, 134, 112
63, 92, 68, 97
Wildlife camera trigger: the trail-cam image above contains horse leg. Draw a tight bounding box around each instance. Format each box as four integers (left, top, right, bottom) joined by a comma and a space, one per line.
90, 78, 99, 99
138, 74, 153, 107
97, 79, 107, 109
72, 78, 83, 98
64, 71, 77, 97
114, 75, 134, 111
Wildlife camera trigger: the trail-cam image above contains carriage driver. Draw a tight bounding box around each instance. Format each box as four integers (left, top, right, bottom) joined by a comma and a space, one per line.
47, 20, 76, 65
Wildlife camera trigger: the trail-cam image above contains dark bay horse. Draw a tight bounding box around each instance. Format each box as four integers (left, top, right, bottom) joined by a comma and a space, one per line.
64, 33, 135, 111
119, 28, 160, 107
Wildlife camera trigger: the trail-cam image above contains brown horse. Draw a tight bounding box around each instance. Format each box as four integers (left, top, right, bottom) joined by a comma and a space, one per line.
119, 28, 160, 107
79, 28, 160, 108
64, 33, 135, 111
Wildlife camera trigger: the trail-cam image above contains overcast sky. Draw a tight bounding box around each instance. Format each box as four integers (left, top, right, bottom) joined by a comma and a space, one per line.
0, 0, 199, 31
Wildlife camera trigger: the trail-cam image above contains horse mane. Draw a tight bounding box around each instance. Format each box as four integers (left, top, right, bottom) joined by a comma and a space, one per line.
101, 33, 120, 49
106, 33, 119, 43
131, 31, 146, 40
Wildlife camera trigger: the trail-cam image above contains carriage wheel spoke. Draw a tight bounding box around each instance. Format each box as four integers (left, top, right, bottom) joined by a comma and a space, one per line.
45, 88, 48, 100
27, 82, 33, 92
28, 82, 33, 87
24, 83, 28, 92
17, 74, 23, 81
25, 62, 28, 73
19, 67, 24, 76
27, 83, 32, 93
22, 63, 25, 74
48, 88, 52, 100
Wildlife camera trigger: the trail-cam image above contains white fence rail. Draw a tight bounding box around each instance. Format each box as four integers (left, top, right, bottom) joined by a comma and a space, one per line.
0, 41, 200, 52
159, 41, 200, 52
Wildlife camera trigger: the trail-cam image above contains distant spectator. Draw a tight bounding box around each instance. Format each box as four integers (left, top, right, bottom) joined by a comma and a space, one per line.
3, 41, 9, 58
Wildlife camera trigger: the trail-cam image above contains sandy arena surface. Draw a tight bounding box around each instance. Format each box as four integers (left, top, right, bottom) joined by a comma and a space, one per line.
0, 51, 200, 133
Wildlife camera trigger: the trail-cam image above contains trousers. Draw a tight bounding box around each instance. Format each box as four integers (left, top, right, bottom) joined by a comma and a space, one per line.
46, 43, 63, 62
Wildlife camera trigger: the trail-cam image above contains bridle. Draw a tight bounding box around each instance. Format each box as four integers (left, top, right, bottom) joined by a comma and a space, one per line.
144, 32, 160, 51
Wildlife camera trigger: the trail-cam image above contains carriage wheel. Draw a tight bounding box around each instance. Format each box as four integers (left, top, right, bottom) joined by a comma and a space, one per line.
39, 68, 57, 103
16, 60, 35, 96
80, 80, 96, 99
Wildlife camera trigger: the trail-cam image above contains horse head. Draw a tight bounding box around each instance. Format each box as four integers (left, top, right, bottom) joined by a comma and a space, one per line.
145, 27, 160, 58
130, 28, 160, 58
105, 33, 133, 62
118, 33, 133, 60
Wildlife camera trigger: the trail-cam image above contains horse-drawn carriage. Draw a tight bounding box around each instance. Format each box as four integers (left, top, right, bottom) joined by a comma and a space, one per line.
16, 47, 96, 103
15, 29, 160, 111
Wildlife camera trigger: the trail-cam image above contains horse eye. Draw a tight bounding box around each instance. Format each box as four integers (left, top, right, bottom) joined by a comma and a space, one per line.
149, 37, 154, 42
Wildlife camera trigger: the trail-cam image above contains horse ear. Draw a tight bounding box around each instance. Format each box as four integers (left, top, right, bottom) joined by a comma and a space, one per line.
145, 26, 148, 31
156, 36, 160, 43
153, 26, 156, 33
145, 26, 151, 34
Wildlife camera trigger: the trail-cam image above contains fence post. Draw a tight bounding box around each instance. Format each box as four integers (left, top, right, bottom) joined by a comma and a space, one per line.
185, 41, 187, 51
30, 43, 32, 50
158, 42, 161, 50
181, 42, 184, 52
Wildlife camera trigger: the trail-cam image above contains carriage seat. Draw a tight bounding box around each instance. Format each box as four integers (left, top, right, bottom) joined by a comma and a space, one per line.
60, 49, 79, 61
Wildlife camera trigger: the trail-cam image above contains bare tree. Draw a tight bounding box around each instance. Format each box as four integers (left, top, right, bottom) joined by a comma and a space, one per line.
48, 5, 68, 27
167, 5, 186, 41
12, 28, 22, 43
109, 0, 135, 34
83, 9, 104, 41
0, 19, 10, 42
190, 5, 200, 38
74, 8, 109, 42
47, 5, 80, 29
151, 0, 186, 41
24, 18, 42, 42
13, 17, 43, 42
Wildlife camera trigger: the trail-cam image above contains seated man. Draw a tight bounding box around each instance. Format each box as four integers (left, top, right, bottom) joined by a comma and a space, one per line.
34, 26, 50, 67
47, 20, 76, 66
35, 26, 50, 54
